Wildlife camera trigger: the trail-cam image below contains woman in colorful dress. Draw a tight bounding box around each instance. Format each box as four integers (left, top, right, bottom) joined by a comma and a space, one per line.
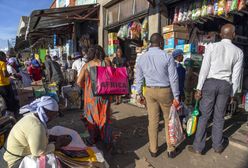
77, 45, 112, 149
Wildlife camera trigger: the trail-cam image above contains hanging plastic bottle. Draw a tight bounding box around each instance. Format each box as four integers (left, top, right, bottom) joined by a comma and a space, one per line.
218, 0, 226, 16
214, 0, 219, 15
173, 7, 179, 24
225, 0, 232, 14
207, 0, 214, 15
230, 0, 238, 11
187, 4, 193, 21
202, 0, 208, 17
195, 0, 202, 18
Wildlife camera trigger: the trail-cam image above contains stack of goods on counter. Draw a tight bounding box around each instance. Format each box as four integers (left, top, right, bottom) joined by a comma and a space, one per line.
172, 0, 247, 24
129, 52, 146, 108
17, 87, 35, 107
108, 33, 119, 56
163, 25, 189, 54
163, 24, 207, 68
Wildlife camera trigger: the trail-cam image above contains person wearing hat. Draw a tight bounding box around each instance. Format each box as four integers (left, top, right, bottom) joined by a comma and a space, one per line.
72, 48, 88, 76
27, 59, 42, 81
172, 49, 186, 101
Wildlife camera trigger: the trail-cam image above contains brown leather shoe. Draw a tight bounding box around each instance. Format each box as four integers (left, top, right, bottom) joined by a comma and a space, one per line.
187, 145, 202, 155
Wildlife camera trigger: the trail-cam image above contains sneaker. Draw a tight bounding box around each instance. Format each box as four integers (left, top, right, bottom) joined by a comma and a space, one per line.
187, 145, 202, 155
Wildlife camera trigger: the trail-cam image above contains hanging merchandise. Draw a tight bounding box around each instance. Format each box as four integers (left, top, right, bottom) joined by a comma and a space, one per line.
230, 0, 238, 11
238, 0, 246, 10
226, 0, 233, 13
214, 0, 219, 15
178, 6, 184, 22
218, 0, 226, 16
201, 0, 208, 17
207, 0, 214, 15
186, 101, 200, 136
187, 4, 193, 21
192, 3, 197, 20
173, 7, 179, 23
117, 25, 129, 40
182, 4, 188, 22
130, 21, 142, 40
195, 0, 202, 18
141, 18, 148, 40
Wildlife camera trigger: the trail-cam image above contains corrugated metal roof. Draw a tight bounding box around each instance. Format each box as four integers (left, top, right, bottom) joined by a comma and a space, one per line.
26, 4, 99, 44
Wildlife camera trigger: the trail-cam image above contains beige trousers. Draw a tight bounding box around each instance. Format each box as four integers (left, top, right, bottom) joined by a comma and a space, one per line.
145, 87, 175, 152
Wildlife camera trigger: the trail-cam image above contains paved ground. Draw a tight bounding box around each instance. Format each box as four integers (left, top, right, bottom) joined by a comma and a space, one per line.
49, 103, 248, 168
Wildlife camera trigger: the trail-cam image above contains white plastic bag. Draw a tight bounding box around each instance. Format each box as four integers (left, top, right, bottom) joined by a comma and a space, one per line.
168, 105, 185, 146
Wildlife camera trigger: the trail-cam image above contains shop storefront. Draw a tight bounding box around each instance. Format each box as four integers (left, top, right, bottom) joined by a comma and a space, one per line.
160, 0, 248, 113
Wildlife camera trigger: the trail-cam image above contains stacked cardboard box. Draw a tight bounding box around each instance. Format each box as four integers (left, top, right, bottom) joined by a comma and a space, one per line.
108, 33, 119, 56
17, 87, 35, 106
163, 25, 189, 51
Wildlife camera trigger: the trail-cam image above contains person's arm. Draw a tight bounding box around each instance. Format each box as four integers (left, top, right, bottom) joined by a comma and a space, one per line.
231, 50, 244, 96
168, 56, 180, 100
2, 62, 10, 78
27, 125, 55, 156
136, 61, 144, 96
196, 44, 213, 91
77, 63, 87, 87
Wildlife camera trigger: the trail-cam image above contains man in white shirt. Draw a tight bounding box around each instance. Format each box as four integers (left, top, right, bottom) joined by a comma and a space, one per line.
188, 24, 243, 155
72, 48, 88, 76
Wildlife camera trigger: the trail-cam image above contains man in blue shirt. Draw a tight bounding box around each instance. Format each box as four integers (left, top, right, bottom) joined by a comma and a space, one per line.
136, 33, 180, 158
172, 49, 186, 102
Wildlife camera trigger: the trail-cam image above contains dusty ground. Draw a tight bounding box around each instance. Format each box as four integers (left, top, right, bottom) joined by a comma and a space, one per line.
49, 103, 248, 168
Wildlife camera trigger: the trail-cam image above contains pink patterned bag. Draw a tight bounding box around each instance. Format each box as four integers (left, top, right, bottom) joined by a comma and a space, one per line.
90, 66, 129, 95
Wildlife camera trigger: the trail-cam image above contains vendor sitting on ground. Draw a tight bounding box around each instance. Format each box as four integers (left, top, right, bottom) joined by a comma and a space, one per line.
3, 96, 72, 168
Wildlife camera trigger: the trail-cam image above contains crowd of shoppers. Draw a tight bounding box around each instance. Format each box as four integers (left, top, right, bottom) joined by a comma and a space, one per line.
0, 23, 244, 166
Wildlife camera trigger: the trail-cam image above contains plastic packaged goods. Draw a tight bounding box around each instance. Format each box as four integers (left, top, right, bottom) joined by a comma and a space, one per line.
195, 0, 202, 18
182, 4, 188, 21
141, 17, 148, 40
218, 0, 226, 16
178, 6, 184, 22
173, 7, 179, 23
231, 0, 238, 11
201, 0, 208, 16
226, 0, 233, 13
214, 0, 219, 15
238, 0, 246, 10
207, 0, 214, 15
130, 21, 142, 40
192, 3, 197, 20
187, 4, 193, 20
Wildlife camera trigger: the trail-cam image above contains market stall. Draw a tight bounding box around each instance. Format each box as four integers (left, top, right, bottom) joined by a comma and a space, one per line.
103, 0, 150, 107
162, 0, 248, 113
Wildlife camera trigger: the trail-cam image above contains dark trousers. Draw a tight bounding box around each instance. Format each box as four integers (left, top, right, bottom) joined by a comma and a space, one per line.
193, 79, 231, 152
0, 84, 19, 114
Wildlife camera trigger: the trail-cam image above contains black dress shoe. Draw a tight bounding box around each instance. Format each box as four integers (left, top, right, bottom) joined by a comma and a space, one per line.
214, 137, 229, 154
149, 149, 158, 158
167, 149, 179, 158
187, 145, 202, 155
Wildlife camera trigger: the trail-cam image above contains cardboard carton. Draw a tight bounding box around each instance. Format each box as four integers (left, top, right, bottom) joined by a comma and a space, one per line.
163, 25, 188, 33
163, 32, 189, 40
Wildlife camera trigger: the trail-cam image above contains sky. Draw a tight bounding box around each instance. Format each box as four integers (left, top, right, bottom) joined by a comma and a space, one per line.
0, 0, 52, 49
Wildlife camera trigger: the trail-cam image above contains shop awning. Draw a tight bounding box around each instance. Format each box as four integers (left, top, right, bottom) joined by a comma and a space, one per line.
26, 4, 100, 44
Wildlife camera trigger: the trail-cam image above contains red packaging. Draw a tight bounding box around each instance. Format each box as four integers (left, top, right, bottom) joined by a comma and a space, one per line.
198, 45, 205, 54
